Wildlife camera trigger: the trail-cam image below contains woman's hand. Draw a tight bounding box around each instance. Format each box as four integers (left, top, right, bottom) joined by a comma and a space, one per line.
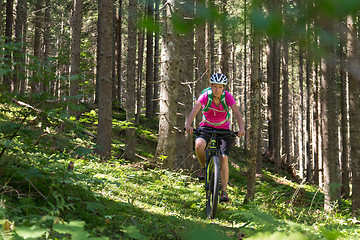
185, 125, 193, 135
238, 127, 245, 138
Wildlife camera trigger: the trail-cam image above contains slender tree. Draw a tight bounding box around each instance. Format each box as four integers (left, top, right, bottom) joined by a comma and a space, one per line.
116, 0, 123, 103
70, 0, 83, 116
347, 15, 360, 216
194, 0, 207, 127
206, 0, 215, 75
155, 0, 180, 169
152, 0, 160, 115
4, 0, 14, 91
97, 0, 114, 161
305, 49, 313, 182
282, 39, 291, 166
14, 0, 27, 93
313, 61, 321, 186
220, 0, 229, 76
272, 37, 281, 172
145, 2, 154, 119
177, 0, 194, 170
266, 0, 281, 172
320, 14, 341, 211
136, 30, 144, 124
298, 45, 305, 178
245, 0, 262, 203
125, 0, 137, 161
31, 0, 43, 94
243, 0, 248, 150
42, 1, 51, 92
339, 18, 350, 198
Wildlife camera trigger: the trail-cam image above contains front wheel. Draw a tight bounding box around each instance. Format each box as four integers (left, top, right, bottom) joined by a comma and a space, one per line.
206, 155, 220, 219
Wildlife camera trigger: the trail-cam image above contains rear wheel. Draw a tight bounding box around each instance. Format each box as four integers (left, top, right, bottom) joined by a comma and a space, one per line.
206, 155, 220, 219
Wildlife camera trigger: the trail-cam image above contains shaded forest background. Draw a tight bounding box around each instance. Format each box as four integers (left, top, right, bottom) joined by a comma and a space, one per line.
2, 0, 360, 222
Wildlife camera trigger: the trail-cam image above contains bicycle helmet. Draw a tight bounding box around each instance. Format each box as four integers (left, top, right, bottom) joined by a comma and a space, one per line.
210, 73, 228, 85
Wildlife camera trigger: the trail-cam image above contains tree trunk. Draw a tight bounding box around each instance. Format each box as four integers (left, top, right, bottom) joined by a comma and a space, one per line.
347, 15, 360, 216
96, 0, 114, 161
305, 50, 313, 182
155, 0, 180, 169
282, 39, 291, 167
14, 0, 27, 93
266, 0, 281, 172
299, 45, 305, 178
177, 0, 194, 170
320, 17, 341, 211
220, 0, 229, 76
42, 1, 50, 93
32, 0, 43, 94
116, 0, 123, 103
4, 0, 14, 91
206, 0, 215, 75
125, 0, 137, 161
339, 18, 350, 198
291, 43, 300, 172
195, 0, 207, 127
70, 0, 83, 116
145, 3, 154, 118
245, 1, 262, 203
152, 0, 160, 116
136, 31, 144, 124
272, 38, 281, 172
313, 61, 321, 186
243, 0, 248, 150
111, 2, 116, 105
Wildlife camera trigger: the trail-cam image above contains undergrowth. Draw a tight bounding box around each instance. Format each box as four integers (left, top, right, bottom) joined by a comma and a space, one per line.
0, 96, 360, 239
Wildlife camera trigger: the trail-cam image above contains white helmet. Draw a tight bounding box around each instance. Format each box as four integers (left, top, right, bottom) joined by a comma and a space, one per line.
210, 73, 228, 85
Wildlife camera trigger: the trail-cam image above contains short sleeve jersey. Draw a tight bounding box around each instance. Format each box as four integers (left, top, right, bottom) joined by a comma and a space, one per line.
198, 90, 236, 129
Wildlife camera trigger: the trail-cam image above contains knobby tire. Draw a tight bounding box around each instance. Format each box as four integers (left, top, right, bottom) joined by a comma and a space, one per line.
206, 155, 220, 219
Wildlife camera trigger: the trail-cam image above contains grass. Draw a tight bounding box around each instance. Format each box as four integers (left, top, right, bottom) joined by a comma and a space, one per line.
1, 104, 360, 239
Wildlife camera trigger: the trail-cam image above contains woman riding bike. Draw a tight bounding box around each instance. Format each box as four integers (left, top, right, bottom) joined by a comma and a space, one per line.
185, 73, 245, 202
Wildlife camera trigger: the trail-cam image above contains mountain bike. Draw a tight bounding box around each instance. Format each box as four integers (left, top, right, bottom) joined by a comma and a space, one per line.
192, 128, 238, 219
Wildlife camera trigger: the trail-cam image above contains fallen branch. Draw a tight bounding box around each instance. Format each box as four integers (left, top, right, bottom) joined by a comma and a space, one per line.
26, 178, 47, 200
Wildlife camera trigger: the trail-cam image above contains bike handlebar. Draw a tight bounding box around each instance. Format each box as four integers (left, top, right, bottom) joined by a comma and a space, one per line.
184, 128, 238, 137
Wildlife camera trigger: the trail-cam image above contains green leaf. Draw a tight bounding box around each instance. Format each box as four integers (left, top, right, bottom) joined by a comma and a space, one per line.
246, 232, 308, 240
171, 14, 194, 34
124, 226, 148, 240
53, 220, 90, 240
15, 225, 47, 239
321, 229, 344, 240
185, 225, 229, 240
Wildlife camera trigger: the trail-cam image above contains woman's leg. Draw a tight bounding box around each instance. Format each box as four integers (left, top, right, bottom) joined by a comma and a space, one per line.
195, 138, 207, 168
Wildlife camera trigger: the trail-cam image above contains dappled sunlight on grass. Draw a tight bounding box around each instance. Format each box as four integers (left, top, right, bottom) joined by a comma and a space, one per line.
1, 102, 360, 239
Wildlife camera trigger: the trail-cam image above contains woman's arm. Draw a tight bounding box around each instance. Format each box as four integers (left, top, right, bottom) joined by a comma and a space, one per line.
230, 104, 245, 137
185, 101, 202, 135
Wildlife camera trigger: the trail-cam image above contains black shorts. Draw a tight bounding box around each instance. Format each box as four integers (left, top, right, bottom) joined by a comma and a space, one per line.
196, 126, 233, 156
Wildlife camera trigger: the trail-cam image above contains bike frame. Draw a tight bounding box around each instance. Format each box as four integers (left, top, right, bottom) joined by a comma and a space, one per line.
205, 137, 221, 190
191, 128, 237, 219
205, 136, 221, 219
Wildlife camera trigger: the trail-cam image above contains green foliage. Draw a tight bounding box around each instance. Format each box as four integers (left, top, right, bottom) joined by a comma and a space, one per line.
246, 232, 308, 240
250, 8, 284, 37
1, 99, 360, 240
314, 0, 360, 18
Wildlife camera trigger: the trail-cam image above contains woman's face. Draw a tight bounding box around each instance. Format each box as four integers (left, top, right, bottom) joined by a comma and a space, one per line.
211, 83, 224, 98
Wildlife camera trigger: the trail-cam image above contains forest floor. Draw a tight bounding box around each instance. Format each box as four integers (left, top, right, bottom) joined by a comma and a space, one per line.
0, 102, 359, 239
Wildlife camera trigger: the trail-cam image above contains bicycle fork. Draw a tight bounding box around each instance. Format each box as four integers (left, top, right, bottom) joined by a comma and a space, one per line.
205, 139, 219, 191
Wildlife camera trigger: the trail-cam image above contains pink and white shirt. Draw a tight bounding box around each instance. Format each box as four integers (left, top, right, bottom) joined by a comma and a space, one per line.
198, 90, 236, 129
